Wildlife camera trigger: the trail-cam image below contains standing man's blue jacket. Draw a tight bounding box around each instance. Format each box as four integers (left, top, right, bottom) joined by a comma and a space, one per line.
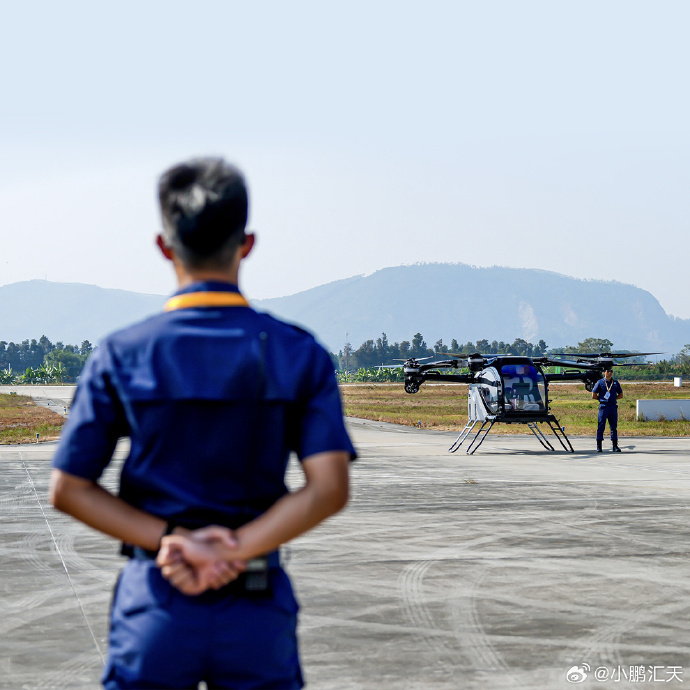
52, 281, 356, 689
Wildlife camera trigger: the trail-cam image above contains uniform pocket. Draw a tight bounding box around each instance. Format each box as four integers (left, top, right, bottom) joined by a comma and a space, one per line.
270, 568, 300, 617
114, 561, 174, 616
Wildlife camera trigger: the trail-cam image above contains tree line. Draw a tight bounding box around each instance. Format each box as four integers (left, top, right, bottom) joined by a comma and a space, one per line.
334, 333, 690, 382
0, 336, 93, 383
3, 333, 690, 385
336, 333, 550, 371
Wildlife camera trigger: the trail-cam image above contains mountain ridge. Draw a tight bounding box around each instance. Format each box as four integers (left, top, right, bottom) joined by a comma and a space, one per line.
253, 263, 690, 354
0, 280, 166, 345
1, 266, 689, 356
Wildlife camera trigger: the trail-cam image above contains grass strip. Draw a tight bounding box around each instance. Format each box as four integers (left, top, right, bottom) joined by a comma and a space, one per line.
340, 382, 690, 436
0, 393, 65, 444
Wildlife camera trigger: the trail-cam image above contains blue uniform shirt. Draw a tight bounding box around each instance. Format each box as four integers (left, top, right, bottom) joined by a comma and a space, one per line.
52, 281, 356, 530
592, 377, 623, 406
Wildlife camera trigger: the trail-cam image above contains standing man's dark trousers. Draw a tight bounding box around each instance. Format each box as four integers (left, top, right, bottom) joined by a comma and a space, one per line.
597, 404, 618, 446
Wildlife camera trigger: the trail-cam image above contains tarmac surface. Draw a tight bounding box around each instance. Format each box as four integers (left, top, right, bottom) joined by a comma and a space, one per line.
2, 386, 690, 689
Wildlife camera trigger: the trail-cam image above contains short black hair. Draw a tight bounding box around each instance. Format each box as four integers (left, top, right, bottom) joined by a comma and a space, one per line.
158, 157, 249, 268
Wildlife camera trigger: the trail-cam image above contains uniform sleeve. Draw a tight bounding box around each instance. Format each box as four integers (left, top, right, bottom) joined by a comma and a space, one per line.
291, 344, 356, 462
51, 344, 129, 481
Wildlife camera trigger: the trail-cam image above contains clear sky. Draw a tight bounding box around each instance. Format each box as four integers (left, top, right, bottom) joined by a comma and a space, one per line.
2, 1, 689, 317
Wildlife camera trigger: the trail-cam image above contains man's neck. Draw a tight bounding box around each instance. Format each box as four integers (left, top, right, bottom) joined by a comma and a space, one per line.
159, 231, 253, 292
173, 264, 240, 290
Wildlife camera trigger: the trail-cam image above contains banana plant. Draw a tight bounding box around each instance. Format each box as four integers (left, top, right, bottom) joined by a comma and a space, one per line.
336, 367, 405, 383
20, 367, 43, 384
47, 362, 64, 383
0, 366, 15, 384
37, 362, 64, 383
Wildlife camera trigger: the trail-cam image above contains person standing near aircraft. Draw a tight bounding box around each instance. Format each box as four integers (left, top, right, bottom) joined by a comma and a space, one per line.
50, 156, 355, 689
591, 367, 623, 452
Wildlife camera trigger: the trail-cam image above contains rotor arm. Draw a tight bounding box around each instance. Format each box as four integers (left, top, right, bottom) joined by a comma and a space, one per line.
403, 359, 472, 394
415, 359, 461, 373
418, 371, 474, 383
545, 370, 600, 391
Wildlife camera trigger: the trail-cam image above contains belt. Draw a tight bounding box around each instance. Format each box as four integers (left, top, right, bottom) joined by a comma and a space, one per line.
130, 545, 281, 568
130, 546, 280, 596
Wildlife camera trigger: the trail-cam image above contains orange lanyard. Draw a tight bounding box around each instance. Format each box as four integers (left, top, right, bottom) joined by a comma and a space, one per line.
164, 291, 249, 312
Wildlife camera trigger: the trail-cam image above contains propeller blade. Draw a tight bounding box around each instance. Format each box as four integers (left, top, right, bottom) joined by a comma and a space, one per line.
392, 356, 436, 362
549, 353, 603, 359
610, 362, 655, 367
543, 358, 600, 369
550, 352, 662, 359
605, 352, 662, 358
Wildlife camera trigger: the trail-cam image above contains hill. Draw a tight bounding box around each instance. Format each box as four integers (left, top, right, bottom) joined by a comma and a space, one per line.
2, 267, 689, 357
0, 280, 166, 345
254, 264, 690, 355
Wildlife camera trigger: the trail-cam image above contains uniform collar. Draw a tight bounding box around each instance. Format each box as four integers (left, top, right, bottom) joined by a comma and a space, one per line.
165, 282, 248, 312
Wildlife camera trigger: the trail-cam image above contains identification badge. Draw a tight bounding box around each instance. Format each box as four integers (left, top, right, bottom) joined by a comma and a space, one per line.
604, 392, 610, 400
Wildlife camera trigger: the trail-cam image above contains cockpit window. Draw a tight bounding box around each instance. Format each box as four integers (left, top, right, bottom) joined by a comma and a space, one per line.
501, 364, 546, 412
478, 367, 500, 414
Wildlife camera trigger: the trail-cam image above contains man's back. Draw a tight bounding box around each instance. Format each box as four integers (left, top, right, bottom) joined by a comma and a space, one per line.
55, 280, 345, 530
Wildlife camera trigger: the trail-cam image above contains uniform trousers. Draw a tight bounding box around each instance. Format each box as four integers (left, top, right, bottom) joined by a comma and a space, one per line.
597, 404, 618, 444
103, 559, 303, 690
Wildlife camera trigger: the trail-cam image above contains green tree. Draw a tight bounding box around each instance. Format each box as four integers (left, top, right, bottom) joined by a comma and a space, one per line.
508, 338, 532, 356
340, 341, 353, 372
676, 345, 690, 364
475, 339, 490, 353
38, 335, 54, 356
576, 337, 614, 353
45, 349, 87, 382
410, 333, 432, 358
353, 340, 378, 369
375, 333, 390, 363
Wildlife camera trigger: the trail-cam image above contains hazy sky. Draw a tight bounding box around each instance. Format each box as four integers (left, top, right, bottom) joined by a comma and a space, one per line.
2, 1, 689, 318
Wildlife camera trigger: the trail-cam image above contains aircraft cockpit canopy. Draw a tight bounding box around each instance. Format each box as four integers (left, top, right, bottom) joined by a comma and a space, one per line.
500, 363, 546, 412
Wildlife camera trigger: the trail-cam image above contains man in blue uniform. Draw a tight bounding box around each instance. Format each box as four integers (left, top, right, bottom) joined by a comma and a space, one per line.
50, 157, 355, 689
591, 367, 623, 452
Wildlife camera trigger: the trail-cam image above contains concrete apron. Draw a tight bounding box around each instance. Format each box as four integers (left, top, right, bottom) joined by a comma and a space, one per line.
2, 396, 690, 688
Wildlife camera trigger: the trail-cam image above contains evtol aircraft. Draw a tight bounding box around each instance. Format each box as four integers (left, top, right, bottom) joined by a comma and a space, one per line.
399, 351, 656, 454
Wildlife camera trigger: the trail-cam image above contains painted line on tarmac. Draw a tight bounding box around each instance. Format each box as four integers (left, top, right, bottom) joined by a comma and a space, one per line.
18, 450, 105, 664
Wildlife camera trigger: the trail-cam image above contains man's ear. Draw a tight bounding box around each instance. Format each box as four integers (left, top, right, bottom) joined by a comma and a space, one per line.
156, 234, 174, 261
240, 232, 256, 259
